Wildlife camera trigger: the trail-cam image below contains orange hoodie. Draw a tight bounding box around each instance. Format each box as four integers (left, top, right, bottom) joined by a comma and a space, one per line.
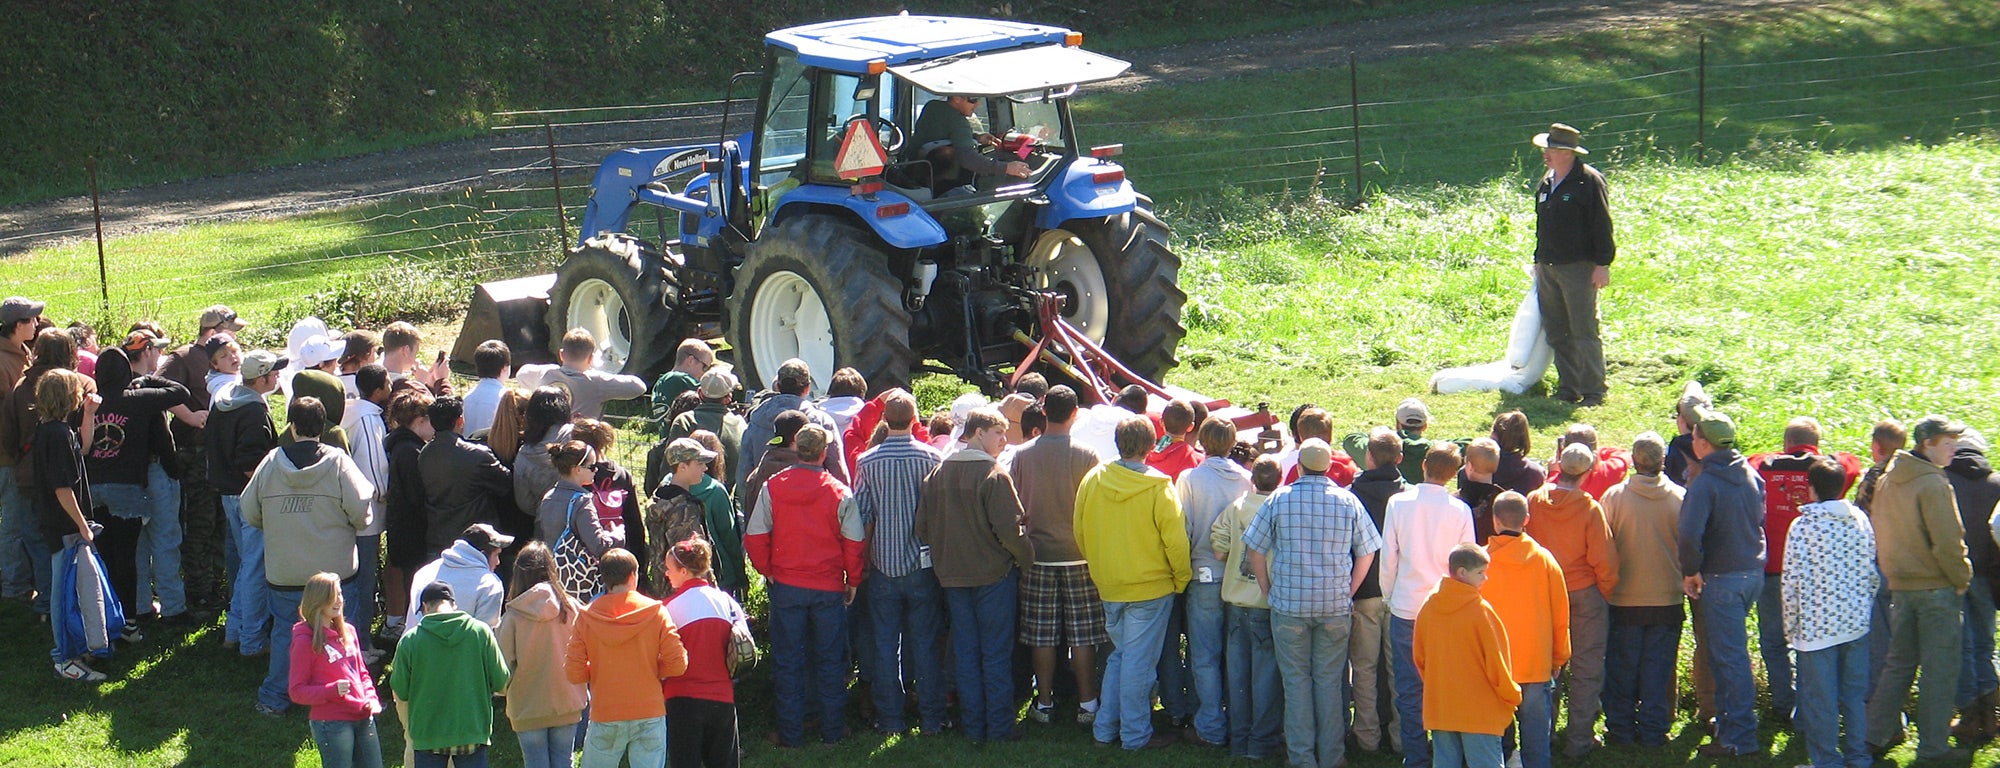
1414, 577, 1522, 735
1481, 532, 1571, 683
1524, 485, 1620, 596
565, 589, 688, 722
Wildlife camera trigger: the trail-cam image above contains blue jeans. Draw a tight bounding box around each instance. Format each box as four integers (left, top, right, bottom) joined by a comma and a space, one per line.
1156, 590, 1194, 720
1432, 730, 1503, 768
1797, 638, 1871, 768
869, 567, 947, 732
224, 495, 271, 655
580, 715, 665, 768
1602, 617, 1680, 746
1758, 571, 1796, 716
1867, 587, 1962, 759
1391, 615, 1428, 767
1187, 582, 1228, 743
413, 745, 487, 768
1273, 611, 1352, 768
946, 569, 1020, 741
310, 716, 385, 768
850, 580, 877, 690
1959, 578, 1997, 706
1226, 603, 1284, 759
1507, 681, 1554, 768
0, 466, 52, 614
1699, 570, 1763, 754
263, 579, 361, 711
1097, 594, 1174, 748
352, 533, 379, 645
516, 723, 579, 768
134, 463, 185, 617
769, 581, 848, 746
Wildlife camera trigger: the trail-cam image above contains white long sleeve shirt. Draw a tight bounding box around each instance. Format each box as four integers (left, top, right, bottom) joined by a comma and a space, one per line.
1379, 482, 1476, 620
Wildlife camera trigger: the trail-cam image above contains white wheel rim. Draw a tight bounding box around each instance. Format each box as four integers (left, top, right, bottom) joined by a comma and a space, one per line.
567, 278, 632, 371
1026, 229, 1110, 343
749, 270, 835, 392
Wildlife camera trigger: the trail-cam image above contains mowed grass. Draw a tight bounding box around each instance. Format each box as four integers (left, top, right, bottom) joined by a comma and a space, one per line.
4, 135, 1998, 768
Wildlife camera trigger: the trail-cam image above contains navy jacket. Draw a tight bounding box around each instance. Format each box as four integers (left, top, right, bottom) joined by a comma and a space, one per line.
1678, 449, 1768, 576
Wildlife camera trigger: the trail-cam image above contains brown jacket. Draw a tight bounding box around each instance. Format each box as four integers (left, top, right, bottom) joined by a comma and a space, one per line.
1600, 472, 1685, 607
1007, 435, 1101, 563
914, 448, 1033, 588
1874, 450, 1972, 592
0, 340, 26, 396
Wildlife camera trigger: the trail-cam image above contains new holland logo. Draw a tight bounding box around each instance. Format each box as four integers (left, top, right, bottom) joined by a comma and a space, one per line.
653, 148, 712, 179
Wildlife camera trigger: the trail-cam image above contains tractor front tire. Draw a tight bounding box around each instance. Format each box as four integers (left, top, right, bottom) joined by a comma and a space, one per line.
1057, 201, 1187, 383
546, 234, 680, 377
728, 215, 916, 396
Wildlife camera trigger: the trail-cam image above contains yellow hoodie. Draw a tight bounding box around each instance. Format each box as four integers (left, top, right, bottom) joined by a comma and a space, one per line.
1414, 577, 1521, 736
1074, 461, 1191, 603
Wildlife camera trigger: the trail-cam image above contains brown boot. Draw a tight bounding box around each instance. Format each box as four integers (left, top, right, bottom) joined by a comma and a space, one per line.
1983, 689, 2000, 737
1951, 708, 1983, 742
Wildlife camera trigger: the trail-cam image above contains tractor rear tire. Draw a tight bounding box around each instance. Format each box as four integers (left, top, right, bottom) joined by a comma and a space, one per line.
728, 215, 916, 396
1058, 201, 1187, 384
546, 234, 681, 377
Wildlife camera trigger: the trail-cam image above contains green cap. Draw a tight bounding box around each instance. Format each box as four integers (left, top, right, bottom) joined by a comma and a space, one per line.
1693, 405, 1736, 450
1910, 414, 1967, 447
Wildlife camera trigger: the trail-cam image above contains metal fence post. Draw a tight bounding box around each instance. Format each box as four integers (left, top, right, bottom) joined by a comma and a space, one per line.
87, 157, 109, 317
546, 119, 569, 248
1697, 35, 1708, 164
1349, 51, 1364, 203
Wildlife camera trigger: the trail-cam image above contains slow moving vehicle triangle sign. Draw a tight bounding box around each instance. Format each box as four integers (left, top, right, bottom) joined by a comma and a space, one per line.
835, 120, 888, 180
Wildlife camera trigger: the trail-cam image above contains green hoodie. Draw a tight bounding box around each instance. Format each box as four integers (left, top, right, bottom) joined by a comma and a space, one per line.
391, 610, 511, 751
1073, 461, 1191, 603
690, 474, 747, 592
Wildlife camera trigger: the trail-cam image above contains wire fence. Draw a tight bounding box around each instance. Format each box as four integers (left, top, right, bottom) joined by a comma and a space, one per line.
10, 34, 1997, 353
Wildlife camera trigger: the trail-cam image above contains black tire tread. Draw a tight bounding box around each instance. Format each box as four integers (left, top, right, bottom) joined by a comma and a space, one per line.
546, 233, 680, 378
728, 216, 916, 396
1067, 202, 1187, 384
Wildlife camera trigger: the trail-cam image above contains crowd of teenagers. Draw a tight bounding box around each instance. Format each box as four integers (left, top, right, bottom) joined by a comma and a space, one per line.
3, 294, 1999, 768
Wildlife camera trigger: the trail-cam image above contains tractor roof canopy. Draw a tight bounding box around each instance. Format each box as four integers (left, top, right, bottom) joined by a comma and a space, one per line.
767, 14, 1078, 74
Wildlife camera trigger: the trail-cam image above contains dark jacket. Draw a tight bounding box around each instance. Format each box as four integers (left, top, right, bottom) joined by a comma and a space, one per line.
1533, 161, 1615, 266
738, 392, 846, 487
205, 381, 275, 495
418, 430, 515, 556
1347, 465, 1406, 601
1665, 432, 1697, 486
1946, 447, 2000, 586
1493, 452, 1547, 497
1677, 449, 1768, 576
1456, 470, 1502, 545
383, 427, 429, 568
157, 343, 213, 444
86, 352, 186, 486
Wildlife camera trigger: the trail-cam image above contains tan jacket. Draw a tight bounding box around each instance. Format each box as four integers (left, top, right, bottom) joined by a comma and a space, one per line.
1601, 473, 1686, 607
1873, 451, 1972, 592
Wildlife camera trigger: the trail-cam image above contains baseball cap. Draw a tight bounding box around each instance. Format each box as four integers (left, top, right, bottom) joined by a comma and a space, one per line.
419, 580, 456, 607
665, 437, 719, 466
0, 297, 45, 325
201, 331, 237, 354
1298, 438, 1334, 473
1558, 442, 1598, 476
460, 522, 515, 552
1394, 397, 1430, 429
698, 367, 739, 400
775, 357, 812, 389
1676, 381, 1713, 426
1693, 405, 1737, 450
1961, 428, 1988, 454
1910, 414, 1968, 446
239, 350, 289, 380
200, 305, 247, 332
121, 328, 171, 353
295, 335, 342, 369
768, 410, 809, 446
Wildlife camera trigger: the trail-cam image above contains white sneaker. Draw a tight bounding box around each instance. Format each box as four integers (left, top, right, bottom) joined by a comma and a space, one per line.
56, 659, 106, 682
1028, 701, 1054, 723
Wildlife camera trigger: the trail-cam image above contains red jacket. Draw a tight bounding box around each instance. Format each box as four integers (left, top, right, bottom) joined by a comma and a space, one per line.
1285, 450, 1359, 487
1146, 440, 1204, 481
1544, 446, 1633, 500
744, 466, 865, 592
663, 579, 743, 704
1750, 445, 1862, 574
841, 392, 933, 477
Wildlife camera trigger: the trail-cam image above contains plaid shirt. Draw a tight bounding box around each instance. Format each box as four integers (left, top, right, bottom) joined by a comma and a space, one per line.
854, 435, 944, 578
1243, 474, 1383, 618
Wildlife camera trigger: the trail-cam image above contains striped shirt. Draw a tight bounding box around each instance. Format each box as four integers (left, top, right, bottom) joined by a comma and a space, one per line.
855, 435, 944, 578
1242, 474, 1383, 619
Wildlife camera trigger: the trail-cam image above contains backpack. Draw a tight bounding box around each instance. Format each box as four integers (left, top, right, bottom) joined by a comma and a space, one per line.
646, 487, 709, 554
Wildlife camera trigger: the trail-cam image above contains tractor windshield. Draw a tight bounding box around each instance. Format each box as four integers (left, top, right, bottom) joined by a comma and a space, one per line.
996, 96, 1067, 151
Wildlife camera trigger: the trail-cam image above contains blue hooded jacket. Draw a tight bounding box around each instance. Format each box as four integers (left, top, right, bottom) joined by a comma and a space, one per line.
1678, 449, 1768, 576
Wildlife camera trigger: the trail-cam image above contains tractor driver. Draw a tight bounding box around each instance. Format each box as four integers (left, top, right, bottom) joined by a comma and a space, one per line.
908, 95, 1031, 194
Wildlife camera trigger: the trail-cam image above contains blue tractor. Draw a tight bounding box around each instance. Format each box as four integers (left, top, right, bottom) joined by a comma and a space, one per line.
512, 14, 1185, 396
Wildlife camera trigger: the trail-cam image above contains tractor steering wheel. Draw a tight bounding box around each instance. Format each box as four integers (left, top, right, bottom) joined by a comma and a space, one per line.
846, 115, 907, 154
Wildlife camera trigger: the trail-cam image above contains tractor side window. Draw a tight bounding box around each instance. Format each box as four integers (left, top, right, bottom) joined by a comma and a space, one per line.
999, 97, 1068, 150
809, 71, 867, 182
758, 52, 812, 192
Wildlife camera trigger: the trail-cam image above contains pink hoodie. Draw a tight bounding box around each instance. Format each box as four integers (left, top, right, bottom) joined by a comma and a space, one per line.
287, 621, 382, 721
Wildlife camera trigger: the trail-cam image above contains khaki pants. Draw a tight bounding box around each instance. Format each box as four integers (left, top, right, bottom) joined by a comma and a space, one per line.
1561, 587, 1609, 751
1348, 597, 1395, 750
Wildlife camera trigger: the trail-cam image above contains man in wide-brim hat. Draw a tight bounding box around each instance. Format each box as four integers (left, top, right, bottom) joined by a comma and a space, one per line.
1529, 122, 1616, 408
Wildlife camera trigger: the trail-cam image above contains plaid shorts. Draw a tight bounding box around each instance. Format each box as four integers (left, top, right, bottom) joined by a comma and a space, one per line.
1018, 563, 1110, 648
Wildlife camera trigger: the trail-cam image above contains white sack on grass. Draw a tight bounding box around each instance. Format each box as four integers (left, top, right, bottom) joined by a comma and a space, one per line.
1430, 282, 1554, 395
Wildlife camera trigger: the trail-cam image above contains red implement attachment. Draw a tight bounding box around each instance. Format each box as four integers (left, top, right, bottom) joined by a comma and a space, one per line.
1008, 292, 1280, 450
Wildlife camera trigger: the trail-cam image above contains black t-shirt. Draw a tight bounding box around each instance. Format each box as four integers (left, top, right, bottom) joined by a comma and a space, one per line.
85, 378, 184, 486
32, 419, 91, 545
